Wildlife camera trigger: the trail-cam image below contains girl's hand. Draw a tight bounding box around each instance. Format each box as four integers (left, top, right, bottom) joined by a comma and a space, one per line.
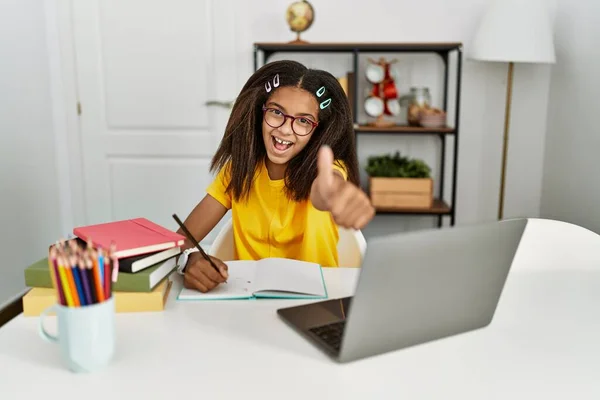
312, 146, 375, 230
183, 252, 229, 293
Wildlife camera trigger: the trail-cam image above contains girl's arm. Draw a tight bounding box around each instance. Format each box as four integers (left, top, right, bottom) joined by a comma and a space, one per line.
177, 194, 228, 250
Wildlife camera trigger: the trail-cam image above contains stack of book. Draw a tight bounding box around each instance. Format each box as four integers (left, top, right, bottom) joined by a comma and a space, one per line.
22, 218, 185, 315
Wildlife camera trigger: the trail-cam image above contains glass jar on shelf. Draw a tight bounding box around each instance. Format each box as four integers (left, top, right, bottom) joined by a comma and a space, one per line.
405, 87, 432, 126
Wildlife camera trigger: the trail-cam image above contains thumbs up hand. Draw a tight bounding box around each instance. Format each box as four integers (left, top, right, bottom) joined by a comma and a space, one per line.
311, 146, 375, 230
314, 144, 336, 201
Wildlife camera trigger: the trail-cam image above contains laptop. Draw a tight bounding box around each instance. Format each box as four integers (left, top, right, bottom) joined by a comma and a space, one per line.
277, 218, 528, 363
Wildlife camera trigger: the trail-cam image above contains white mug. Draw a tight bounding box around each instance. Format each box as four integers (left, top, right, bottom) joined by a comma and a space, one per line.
39, 297, 115, 373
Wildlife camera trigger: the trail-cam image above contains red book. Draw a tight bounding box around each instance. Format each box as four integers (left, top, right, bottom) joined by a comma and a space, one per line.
73, 218, 185, 258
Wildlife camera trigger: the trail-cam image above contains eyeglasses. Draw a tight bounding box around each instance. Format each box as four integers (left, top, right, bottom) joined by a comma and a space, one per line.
262, 106, 318, 136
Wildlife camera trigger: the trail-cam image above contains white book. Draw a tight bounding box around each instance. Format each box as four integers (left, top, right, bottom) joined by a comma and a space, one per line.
177, 258, 327, 300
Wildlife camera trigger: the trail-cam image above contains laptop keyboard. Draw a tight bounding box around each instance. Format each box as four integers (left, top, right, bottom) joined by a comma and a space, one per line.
308, 321, 346, 352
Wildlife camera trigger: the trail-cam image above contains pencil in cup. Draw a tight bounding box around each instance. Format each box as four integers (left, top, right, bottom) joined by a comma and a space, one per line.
48, 240, 115, 307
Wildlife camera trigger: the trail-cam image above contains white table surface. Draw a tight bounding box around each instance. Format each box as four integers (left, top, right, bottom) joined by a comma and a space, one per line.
1, 218, 600, 399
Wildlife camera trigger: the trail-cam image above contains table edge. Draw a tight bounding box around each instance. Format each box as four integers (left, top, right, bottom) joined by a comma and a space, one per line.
0, 289, 28, 328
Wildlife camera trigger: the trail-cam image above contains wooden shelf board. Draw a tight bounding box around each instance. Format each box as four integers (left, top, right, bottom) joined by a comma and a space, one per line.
375, 199, 451, 215
355, 125, 455, 134
254, 42, 462, 52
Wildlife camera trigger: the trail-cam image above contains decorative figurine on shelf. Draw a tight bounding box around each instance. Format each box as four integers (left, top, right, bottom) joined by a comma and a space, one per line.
364, 57, 401, 127
286, 0, 314, 44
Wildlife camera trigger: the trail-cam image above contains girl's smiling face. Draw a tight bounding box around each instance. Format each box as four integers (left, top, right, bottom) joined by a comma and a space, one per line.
262, 86, 319, 172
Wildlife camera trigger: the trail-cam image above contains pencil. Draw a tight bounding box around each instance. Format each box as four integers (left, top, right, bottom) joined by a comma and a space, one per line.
108, 259, 113, 296
85, 260, 98, 304
70, 257, 86, 306
62, 256, 80, 307
98, 247, 105, 286
172, 213, 226, 281
52, 256, 66, 306
47, 249, 58, 290
77, 257, 93, 305
48, 247, 65, 306
102, 249, 111, 300
90, 253, 105, 303
57, 258, 74, 307
107, 245, 115, 295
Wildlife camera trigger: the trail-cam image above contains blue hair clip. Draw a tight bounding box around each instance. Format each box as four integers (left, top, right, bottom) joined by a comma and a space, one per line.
316, 86, 326, 97
320, 98, 332, 109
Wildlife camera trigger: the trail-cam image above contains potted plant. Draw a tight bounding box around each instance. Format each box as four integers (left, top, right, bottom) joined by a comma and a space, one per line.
365, 152, 433, 209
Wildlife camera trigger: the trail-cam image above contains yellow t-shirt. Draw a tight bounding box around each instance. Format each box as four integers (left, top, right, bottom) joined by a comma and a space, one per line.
206, 160, 347, 267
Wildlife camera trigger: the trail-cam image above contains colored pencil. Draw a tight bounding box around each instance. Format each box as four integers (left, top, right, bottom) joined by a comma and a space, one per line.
48, 248, 65, 306
72, 255, 90, 306
47, 239, 117, 308
57, 259, 75, 307
78, 261, 93, 306
70, 258, 86, 306
62, 255, 80, 307
86, 261, 98, 304
52, 257, 66, 306
107, 248, 114, 296
98, 248, 105, 286
103, 251, 111, 300
91, 253, 105, 303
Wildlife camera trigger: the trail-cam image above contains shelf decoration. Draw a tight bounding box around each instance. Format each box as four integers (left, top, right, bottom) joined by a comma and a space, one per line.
285, 1, 314, 44
364, 57, 401, 127
403, 87, 448, 128
365, 152, 433, 210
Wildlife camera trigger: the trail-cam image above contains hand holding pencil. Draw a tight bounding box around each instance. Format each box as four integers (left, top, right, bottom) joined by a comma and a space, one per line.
171, 213, 229, 293
182, 252, 229, 293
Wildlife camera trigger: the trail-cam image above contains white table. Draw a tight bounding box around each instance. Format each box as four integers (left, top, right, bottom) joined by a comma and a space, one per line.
1, 218, 599, 399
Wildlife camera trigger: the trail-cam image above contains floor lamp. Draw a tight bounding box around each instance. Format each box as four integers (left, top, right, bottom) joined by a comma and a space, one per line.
469, 0, 555, 220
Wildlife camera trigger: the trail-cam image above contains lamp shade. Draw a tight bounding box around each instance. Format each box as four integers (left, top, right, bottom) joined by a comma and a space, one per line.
469, 0, 555, 64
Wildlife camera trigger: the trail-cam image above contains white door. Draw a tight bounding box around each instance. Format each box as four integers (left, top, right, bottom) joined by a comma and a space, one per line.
69, 0, 237, 242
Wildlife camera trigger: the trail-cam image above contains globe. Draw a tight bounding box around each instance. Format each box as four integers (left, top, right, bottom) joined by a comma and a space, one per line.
286, 0, 314, 42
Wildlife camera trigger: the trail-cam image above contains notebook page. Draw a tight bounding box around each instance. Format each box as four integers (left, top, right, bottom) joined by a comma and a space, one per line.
253, 258, 326, 297
177, 260, 257, 300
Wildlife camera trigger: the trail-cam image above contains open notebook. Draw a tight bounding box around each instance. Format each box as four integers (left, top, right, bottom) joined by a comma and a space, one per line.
177, 258, 327, 300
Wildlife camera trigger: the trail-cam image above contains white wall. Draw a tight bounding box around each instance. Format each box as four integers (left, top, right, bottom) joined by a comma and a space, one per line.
0, 0, 62, 305
232, 0, 553, 236
540, 0, 600, 234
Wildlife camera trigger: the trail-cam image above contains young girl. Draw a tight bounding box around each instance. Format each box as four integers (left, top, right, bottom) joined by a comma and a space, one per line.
176, 60, 374, 293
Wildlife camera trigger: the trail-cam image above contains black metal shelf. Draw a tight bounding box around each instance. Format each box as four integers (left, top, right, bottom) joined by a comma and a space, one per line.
254, 42, 462, 64
375, 199, 452, 215
253, 42, 463, 227
355, 125, 456, 135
